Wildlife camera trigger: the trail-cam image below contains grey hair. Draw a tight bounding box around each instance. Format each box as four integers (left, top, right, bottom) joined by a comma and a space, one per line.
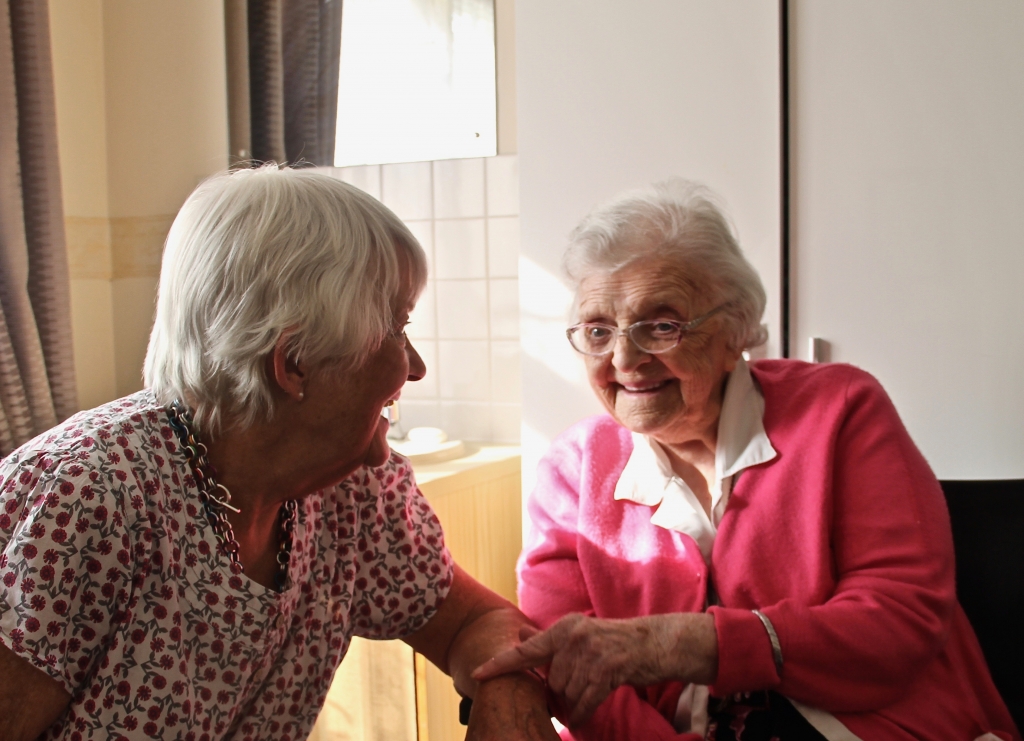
563, 178, 768, 351
144, 165, 428, 433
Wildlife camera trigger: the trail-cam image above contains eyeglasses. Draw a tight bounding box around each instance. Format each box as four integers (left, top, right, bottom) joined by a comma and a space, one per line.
565, 305, 727, 356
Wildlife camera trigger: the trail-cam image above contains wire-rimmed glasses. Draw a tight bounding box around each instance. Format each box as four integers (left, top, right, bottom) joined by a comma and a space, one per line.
566, 304, 728, 356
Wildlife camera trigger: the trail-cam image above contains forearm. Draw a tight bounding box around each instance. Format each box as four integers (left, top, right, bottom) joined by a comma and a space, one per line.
404, 565, 558, 739
447, 603, 540, 697
405, 564, 544, 697
642, 612, 718, 686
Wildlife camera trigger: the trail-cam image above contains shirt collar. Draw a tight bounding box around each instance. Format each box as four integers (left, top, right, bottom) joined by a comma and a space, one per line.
613, 356, 777, 559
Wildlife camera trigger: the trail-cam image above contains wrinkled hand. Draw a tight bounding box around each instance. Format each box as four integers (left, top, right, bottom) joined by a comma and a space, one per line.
465, 672, 560, 741
472, 612, 717, 727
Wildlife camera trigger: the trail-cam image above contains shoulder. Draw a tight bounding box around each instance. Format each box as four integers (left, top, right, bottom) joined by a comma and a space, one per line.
750, 360, 907, 459
1, 392, 170, 535
749, 358, 879, 391
751, 359, 887, 415
3, 391, 167, 473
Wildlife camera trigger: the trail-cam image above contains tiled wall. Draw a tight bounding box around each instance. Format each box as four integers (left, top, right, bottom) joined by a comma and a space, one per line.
321, 156, 521, 443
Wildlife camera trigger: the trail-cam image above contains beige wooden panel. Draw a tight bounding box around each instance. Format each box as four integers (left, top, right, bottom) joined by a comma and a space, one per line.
417, 454, 523, 740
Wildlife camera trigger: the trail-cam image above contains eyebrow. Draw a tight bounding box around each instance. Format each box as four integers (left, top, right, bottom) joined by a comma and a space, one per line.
578, 302, 687, 323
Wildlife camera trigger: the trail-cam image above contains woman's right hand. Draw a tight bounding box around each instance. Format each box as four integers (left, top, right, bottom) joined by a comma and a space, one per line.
472, 612, 718, 728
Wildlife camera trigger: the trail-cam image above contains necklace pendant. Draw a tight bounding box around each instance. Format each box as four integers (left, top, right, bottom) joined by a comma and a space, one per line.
211, 483, 241, 513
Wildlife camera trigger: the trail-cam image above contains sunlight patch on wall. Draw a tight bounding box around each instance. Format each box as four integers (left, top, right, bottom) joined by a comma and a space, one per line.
518, 256, 585, 387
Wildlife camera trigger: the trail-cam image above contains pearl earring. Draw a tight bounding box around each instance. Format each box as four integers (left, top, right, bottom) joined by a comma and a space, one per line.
298, 391, 304, 401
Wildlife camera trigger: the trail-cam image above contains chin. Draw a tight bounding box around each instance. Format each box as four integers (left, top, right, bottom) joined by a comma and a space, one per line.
362, 417, 393, 468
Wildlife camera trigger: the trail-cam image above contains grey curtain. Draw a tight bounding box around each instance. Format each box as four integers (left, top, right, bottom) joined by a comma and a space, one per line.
0, 0, 77, 457
225, 0, 344, 166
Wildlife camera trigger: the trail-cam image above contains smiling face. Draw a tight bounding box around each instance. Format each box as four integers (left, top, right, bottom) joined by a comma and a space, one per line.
301, 252, 426, 477
576, 256, 742, 449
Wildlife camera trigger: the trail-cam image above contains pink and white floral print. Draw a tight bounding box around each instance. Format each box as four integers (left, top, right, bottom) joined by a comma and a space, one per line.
0, 391, 453, 741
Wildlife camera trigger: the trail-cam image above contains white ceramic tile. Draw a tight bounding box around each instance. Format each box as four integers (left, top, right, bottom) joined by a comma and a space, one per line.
337, 164, 382, 201
401, 340, 438, 400
491, 403, 522, 443
441, 402, 492, 442
490, 341, 522, 403
486, 154, 519, 216
381, 162, 432, 220
434, 219, 487, 279
437, 340, 490, 400
433, 158, 486, 218
488, 279, 519, 339
404, 219, 434, 277
436, 280, 489, 339
408, 280, 436, 339
394, 401, 441, 435
487, 217, 520, 278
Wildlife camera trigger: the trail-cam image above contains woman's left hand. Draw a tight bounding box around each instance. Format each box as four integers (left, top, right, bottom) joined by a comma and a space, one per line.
472, 612, 718, 727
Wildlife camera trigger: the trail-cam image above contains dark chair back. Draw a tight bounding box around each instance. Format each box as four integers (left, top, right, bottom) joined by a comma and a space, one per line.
941, 479, 1024, 730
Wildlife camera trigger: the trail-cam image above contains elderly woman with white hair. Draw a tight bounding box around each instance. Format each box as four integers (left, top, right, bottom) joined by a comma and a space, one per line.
473, 180, 1017, 741
0, 167, 558, 741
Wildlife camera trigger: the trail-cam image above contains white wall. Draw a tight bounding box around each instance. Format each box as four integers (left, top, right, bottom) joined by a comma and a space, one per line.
516, 0, 782, 491
790, 0, 1024, 479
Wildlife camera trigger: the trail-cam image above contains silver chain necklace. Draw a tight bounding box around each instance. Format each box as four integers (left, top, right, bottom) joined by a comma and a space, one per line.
166, 400, 295, 592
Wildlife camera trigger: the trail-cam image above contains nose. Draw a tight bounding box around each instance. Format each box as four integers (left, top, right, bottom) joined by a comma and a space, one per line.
406, 338, 427, 382
610, 331, 651, 373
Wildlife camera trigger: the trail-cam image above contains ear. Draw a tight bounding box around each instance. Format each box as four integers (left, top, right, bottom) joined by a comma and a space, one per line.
269, 333, 306, 401
723, 342, 744, 373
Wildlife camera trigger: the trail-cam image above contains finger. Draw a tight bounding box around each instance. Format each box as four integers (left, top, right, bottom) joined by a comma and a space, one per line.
471, 631, 557, 680
568, 680, 613, 728
518, 624, 541, 642
561, 662, 593, 709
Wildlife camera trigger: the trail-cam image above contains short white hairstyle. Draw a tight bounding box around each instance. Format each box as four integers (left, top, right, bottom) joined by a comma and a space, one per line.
144, 165, 427, 433
563, 178, 768, 351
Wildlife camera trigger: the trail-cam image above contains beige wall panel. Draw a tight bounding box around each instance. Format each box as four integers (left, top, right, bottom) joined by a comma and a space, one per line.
49, 0, 109, 218
112, 276, 159, 397
103, 0, 228, 217
110, 215, 174, 279
65, 217, 113, 281
70, 279, 116, 409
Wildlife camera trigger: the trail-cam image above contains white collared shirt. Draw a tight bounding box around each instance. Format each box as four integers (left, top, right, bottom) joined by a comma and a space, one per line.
613, 356, 777, 563
612, 357, 777, 737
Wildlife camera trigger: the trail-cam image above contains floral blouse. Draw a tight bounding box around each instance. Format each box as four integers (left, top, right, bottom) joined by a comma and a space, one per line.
0, 391, 453, 741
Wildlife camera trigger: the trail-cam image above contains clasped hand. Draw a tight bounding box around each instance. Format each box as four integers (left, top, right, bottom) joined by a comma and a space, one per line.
472, 612, 718, 728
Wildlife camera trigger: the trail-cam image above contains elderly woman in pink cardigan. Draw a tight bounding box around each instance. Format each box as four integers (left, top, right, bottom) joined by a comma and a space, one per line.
474, 180, 1018, 741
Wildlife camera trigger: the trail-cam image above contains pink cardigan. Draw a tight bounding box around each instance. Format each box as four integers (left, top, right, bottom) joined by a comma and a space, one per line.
518, 360, 1018, 741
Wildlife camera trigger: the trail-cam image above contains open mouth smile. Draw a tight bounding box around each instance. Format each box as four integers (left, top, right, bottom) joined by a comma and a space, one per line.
617, 380, 672, 394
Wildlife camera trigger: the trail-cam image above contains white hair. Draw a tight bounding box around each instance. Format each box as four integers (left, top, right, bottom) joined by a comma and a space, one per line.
144, 165, 427, 433
563, 178, 768, 351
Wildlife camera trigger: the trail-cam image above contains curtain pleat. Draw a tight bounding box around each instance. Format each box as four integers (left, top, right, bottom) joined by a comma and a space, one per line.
0, 0, 77, 457
229, 0, 343, 167
247, 0, 286, 163
225, 0, 252, 164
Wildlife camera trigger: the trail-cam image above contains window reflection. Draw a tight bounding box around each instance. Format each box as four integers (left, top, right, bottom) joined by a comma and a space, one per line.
335, 0, 497, 166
